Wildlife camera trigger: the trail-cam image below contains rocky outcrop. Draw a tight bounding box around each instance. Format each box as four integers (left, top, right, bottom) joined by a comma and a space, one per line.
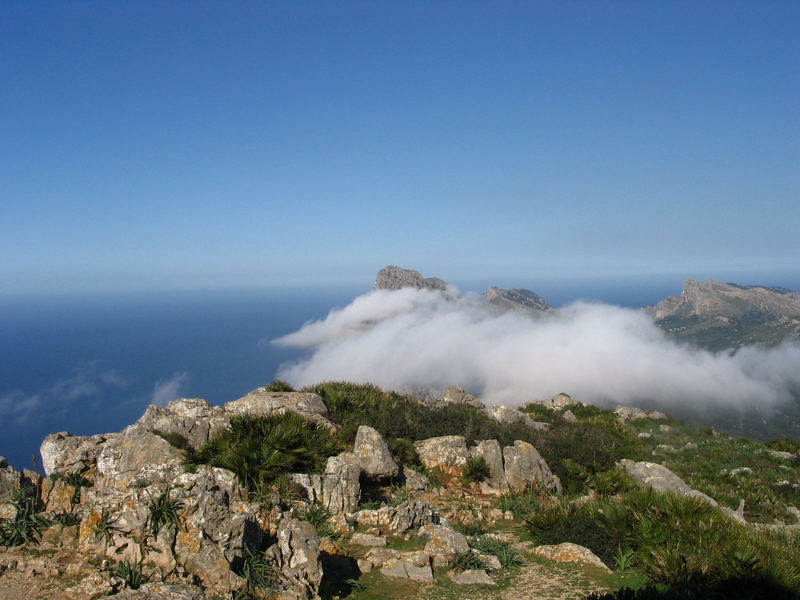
486, 405, 548, 430
40, 432, 113, 477
292, 452, 361, 514
112, 583, 205, 600
224, 389, 334, 431
469, 440, 509, 495
353, 426, 398, 480
96, 426, 183, 489
402, 467, 429, 492
135, 398, 228, 451
440, 386, 485, 409
417, 524, 469, 567
374, 265, 448, 291
353, 500, 436, 534
503, 441, 562, 494
618, 459, 744, 522
484, 287, 550, 315
618, 459, 717, 506
614, 405, 667, 422
533, 543, 611, 571
415, 436, 471, 476
267, 518, 323, 599
359, 548, 434, 582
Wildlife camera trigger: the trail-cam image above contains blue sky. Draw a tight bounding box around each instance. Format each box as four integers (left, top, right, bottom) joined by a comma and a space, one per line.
1, 1, 798, 294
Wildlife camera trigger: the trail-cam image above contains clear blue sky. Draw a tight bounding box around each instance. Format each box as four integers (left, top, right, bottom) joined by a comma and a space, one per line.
2, 1, 798, 294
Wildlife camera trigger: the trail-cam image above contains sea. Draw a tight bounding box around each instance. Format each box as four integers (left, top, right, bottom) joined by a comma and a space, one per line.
1, 274, 796, 471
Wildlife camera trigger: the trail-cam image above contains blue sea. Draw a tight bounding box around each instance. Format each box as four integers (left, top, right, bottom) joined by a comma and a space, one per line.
2, 274, 796, 470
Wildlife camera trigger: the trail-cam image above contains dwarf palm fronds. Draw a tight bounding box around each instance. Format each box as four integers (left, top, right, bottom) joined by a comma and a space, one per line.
189, 412, 338, 492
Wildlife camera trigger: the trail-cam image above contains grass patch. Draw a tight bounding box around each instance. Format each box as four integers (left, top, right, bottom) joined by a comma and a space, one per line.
146, 486, 182, 535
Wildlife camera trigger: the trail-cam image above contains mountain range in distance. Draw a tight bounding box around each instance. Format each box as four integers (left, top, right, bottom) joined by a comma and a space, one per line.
375, 265, 800, 351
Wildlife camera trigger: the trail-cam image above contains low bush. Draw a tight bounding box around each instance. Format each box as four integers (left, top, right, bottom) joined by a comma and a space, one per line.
147, 486, 182, 535
0, 484, 50, 546
469, 535, 523, 569
387, 437, 419, 466
236, 548, 278, 595
187, 412, 339, 492
765, 438, 800, 454
298, 504, 335, 538
461, 457, 490, 484
264, 379, 295, 392
93, 509, 122, 542
116, 560, 144, 589
448, 551, 486, 572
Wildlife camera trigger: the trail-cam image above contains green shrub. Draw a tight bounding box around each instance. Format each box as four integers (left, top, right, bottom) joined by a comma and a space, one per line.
454, 522, 487, 537
449, 551, 486, 572
497, 484, 550, 519
51, 512, 80, 527
303, 381, 543, 447
236, 548, 278, 594
590, 469, 638, 496
187, 412, 339, 492
93, 509, 122, 542
0, 484, 50, 546
265, 379, 295, 392
298, 503, 335, 538
146, 486, 182, 535
765, 438, 800, 454
469, 535, 523, 569
116, 560, 144, 589
461, 457, 490, 484
388, 437, 419, 466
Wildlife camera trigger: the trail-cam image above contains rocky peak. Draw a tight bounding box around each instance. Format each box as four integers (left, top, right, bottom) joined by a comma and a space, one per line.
374, 266, 448, 291
484, 287, 550, 314
646, 279, 800, 320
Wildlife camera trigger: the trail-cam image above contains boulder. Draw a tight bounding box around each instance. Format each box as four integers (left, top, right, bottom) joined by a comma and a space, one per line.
350, 532, 387, 547
353, 499, 436, 534
292, 452, 361, 514
502, 441, 561, 494
402, 467, 429, 491
353, 426, 398, 480
618, 459, 718, 507
470, 440, 509, 495
225, 389, 334, 430
96, 426, 183, 489
441, 386, 485, 409
379, 550, 433, 582
614, 406, 667, 422
418, 524, 469, 566
112, 583, 205, 600
486, 406, 548, 430
449, 569, 495, 585
562, 409, 577, 424
533, 542, 611, 571
414, 436, 470, 476
267, 518, 323, 598
551, 393, 576, 408
40, 432, 112, 478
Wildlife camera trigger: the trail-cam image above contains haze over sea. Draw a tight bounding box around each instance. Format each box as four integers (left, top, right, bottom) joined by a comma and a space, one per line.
2, 272, 798, 471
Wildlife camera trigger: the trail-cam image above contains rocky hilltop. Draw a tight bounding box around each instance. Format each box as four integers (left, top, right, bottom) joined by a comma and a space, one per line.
645, 279, 800, 350
484, 287, 550, 315
374, 266, 448, 292
1, 381, 798, 600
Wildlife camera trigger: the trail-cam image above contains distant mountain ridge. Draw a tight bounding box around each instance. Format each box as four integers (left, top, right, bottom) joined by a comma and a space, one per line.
645, 279, 800, 350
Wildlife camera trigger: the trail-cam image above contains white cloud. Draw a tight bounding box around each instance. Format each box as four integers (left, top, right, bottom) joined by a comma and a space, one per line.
274, 288, 800, 412
151, 372, 189, 406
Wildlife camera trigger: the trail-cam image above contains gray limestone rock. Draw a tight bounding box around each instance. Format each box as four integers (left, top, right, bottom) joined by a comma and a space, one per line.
292, 452, 361, 514
351, 532, 387, 546
224, 389, 334, 431
374, 266, 448, 291
418, 524, 469, 566
379, 550, 433, 582
440, 386, 485, 409
414, 436, 470, 476
40, 432, 113, 478
354, 426, 398, 480
618, 459, 719, 507
267, 518, 323, 598
111, 583, 205, 600
502, 440, 561, 494
448, 569, 495, 585
402, 467, 429, 492
533, 542, 611, 571
470, 440, 509, 495
486, 405, 548, 430
136, 398, 227, 451
96, 426, 183, 489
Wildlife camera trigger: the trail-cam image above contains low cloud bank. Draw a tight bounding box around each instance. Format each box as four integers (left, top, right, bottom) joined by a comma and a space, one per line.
274, 288, 800, 412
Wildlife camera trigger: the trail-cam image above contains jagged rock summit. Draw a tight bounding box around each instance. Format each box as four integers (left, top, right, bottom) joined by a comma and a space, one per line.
374, 266, 448, 291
